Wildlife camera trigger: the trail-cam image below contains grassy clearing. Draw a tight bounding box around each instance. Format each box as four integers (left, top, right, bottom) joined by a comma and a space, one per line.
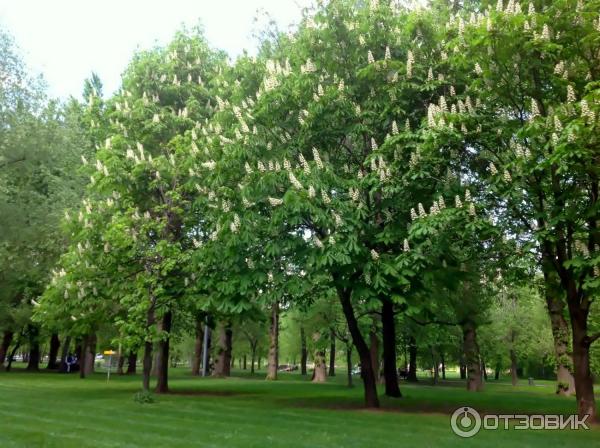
0, 367, 598, 447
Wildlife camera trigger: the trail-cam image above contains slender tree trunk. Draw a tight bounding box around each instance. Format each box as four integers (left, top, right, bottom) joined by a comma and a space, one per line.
155, 311, 172, 393
431, 346, 439, 385
250, 344, 256, 374
407, 336, 418, 382
337, 285, 379, 407
381, 298, 401, 397
243, 355, 247, 370
6, 340, 21, 372
462, 321, 483, 391
328, 328, 336, 377
346, 343, 353, 387
58, 336, 71, 373
481, 356, 488, 381
510, 333, 518, 386
127, 352, 137, 374
312, 349, 327, 383
266, 301, 279, 381
369, 322, 379, 381
46, 334, 60, 370
191, 317, 203, 376
494, 361, 501, 380
214, 321, 232, 377
441, 352, 446, 380
300, 326, 307, 375
0, 330, 14, 370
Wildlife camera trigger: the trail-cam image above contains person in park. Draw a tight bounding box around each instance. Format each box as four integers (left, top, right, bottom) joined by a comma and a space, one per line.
65, 354, 75, 373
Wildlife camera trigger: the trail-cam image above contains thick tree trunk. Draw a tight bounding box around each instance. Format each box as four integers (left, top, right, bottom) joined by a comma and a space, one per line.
0, 330, 14, 370
337, 285, 379, 408
142, 340, 153, 392
26, 342, 40, 371
127, 352, 137, 374
462, 321, 483, 391
117, 354, 125, 375
569, 304, 596, 421
155, 311, 172, 393
81, 333, 96, 377
58, 336, 71, 373
545, 293, 575, 395
328, 328, 336, 377
266, 301, 279, 381
494, 362, 501, 380
213, 321, 233, 377
312, 349, 327, 383
46, 334, 60, 370
300, 326, 307, 375
6, 341, 20, 372
381, 298, 401, 397
191, 317, 203, 376
407, 336, 418, 382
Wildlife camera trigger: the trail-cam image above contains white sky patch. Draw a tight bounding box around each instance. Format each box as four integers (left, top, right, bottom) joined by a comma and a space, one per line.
0, 0, 312, 99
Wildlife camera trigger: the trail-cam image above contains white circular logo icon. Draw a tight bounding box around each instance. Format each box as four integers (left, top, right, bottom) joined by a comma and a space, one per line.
451, 407, 482, 438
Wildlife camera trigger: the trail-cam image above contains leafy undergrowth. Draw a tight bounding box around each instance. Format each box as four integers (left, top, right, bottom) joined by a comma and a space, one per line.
0, 367, 597, 447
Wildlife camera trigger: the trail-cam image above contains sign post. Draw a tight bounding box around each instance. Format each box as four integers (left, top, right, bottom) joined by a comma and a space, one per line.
104, 350, 116, 382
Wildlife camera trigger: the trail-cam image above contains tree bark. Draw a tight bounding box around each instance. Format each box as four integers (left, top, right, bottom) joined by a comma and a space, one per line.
26, 340, 40, 371
337, 285, 379, 407
441, 352, 446, 380
0, 330, 14, 370
214, 321, 233, 377
369, 322, 379, 380
24, 325, 40, 371
117, 354, 125, 375
155, 311, 172, 393
58, 336, 71, 373
481, 356, 488, 381
407, 336, 418, 382
462, 321, 483, 391
81, 333, 96, 377
381, 298, 401, 397
431, 346, 439, 385
250, 343, 256, 374
312, 349, 327, 382
142, 340, 153, 392
569, 300, 596, 421
543, 280, 575, 395
127, 352, 137, 374
191, 317, 203, 376
300, 326, 307, 375
510, 335, 518, 386
266, 301, 279, 381
46, 334, 60, 370
346, 343, 353, 388
328, 328, 336, 377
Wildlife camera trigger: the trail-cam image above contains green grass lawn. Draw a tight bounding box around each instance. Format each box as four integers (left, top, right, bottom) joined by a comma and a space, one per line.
0, 366, 598, 447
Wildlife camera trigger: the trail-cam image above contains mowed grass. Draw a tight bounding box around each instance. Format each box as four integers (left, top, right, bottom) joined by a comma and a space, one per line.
0, 366, 599, 447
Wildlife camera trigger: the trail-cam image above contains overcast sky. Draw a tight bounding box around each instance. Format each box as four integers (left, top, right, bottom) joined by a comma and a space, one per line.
0, 0, 312, 99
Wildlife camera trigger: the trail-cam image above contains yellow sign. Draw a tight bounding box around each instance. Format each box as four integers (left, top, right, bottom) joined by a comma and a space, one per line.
103, 350, 116, 355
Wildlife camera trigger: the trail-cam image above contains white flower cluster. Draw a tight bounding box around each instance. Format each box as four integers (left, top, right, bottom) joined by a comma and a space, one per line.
370, 249, 379, 261
321, 190, 331, 204
566, 85, 576, 103
312, 147, 323, 169
406, 51, 415, 78
349, 187, 360, 202
268, 197, 283, 206
301, 58, 317, 74
230, 213, 241, 233
289, 171, 303, 190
